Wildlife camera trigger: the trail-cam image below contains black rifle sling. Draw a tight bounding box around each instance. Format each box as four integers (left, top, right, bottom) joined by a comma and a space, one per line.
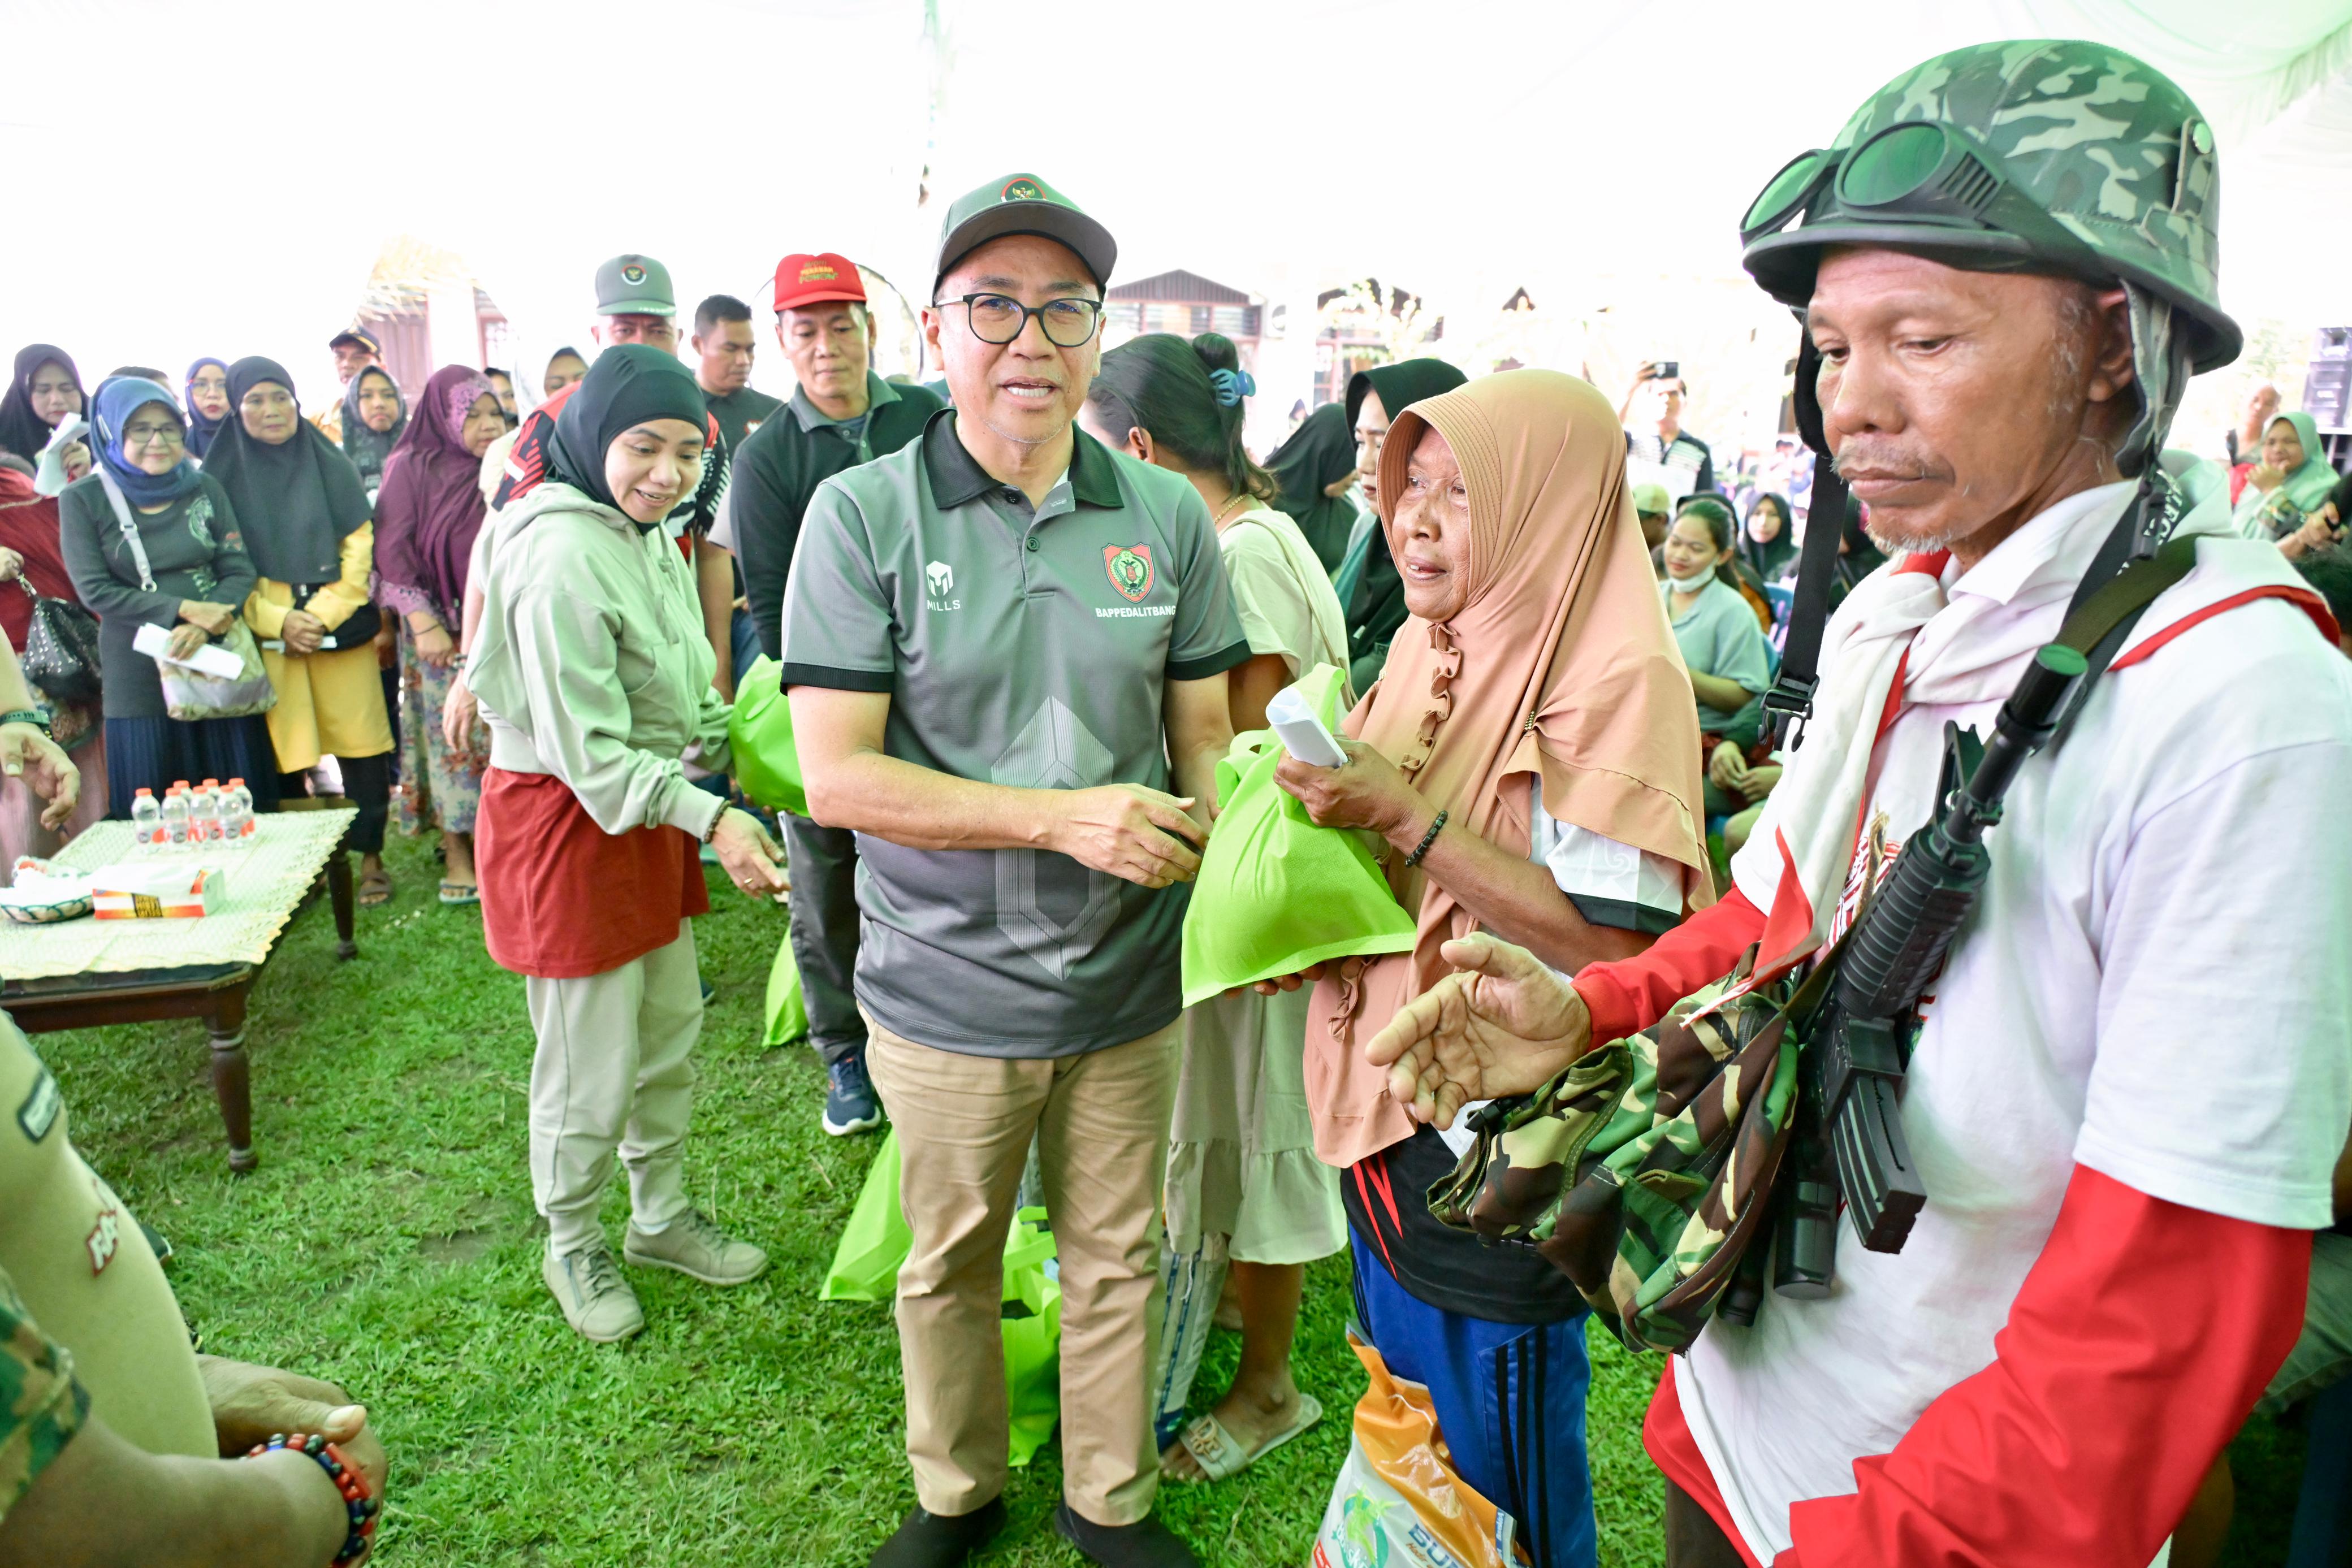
1762, 329, 1847, 747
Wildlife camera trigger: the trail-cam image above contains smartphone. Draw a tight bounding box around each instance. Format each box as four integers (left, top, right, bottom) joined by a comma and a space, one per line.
1654, 359, 1679, 382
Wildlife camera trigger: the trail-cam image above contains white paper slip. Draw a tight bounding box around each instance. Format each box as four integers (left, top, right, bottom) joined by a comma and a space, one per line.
133, 621, 245, 679
1266, 685, 1349, 768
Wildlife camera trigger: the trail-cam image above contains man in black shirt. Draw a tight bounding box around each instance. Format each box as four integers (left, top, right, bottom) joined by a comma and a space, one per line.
706, 250, 942, 1138
691, 294, 785, 456
1620, 361, 1715, 500
690, 294, 785, 692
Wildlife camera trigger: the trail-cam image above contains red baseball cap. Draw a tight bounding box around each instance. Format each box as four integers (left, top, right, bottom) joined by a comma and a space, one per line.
771, 253, 867, 314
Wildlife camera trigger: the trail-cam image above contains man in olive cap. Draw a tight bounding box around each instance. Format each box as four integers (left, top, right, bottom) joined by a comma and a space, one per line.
785, 172, 1242, 1568
1360, 40, 2351, 1567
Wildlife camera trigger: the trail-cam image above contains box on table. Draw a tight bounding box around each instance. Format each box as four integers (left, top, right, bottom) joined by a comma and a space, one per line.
90, 862, 225, 919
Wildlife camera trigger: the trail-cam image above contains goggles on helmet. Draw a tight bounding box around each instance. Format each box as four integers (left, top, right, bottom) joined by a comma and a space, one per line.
1742, 120, 2105, 277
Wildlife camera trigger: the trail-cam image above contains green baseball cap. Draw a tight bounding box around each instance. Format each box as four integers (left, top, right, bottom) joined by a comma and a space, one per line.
594, 253, 676, 318
933, 172, 1117, 295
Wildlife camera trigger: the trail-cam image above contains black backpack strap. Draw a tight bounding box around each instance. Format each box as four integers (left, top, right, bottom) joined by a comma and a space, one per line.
2040, 467, 2190, 748
1762, 331, 1847, 749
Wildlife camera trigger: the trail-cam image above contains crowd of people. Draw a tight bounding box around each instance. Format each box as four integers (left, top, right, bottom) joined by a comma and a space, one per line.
0, 33, 2348, 1568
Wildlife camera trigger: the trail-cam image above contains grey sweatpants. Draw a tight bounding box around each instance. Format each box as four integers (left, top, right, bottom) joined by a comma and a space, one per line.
524, 920, 700, 1254
781, 813, 866, 1067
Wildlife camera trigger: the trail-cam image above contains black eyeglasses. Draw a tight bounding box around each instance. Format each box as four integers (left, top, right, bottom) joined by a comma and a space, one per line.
935, 293, 1104, 348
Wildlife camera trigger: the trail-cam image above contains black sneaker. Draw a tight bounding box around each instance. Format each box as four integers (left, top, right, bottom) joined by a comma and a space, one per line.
823, 1050, 885, 1137
870, 1500, 1005, 1568
1053, 1504, 1197, 1567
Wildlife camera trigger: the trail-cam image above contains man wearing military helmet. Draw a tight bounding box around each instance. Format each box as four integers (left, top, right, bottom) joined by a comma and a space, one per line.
1362, 41, 2352, 1565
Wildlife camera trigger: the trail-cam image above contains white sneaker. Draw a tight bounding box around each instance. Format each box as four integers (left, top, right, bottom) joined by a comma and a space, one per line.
543, 1241, 644, 1342
624, 1208, 769, 1286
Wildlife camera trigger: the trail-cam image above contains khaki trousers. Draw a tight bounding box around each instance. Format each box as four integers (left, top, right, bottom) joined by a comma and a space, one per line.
864, 1015, 1181, 1526
524, 920, 700, 1254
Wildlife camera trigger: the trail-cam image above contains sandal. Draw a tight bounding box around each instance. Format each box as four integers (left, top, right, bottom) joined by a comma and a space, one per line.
438, 881, 480, 907
1169, 1394, 1322, 1483
357, 867, 393, 906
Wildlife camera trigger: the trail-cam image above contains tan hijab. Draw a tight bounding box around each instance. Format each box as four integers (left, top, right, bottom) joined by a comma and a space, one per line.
1304, 368, 1713, 1167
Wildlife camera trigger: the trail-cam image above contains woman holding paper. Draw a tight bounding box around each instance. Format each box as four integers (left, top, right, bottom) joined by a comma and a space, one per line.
201, 357, 397, 903
1265, 370, 1711, 1568
57, 376, 279, 816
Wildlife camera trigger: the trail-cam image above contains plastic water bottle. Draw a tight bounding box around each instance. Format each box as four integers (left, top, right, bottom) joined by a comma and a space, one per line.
161, 785, 191, 850
130, 787, 162, 852
222, 778, 254, 842
191, 781, 220, 846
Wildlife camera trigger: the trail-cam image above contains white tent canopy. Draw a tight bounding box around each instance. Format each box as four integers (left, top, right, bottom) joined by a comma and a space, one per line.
7, 0, 2349, 444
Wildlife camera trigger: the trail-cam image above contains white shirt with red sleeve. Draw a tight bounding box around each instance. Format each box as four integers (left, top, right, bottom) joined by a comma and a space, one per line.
1664, 477, 2352, 1564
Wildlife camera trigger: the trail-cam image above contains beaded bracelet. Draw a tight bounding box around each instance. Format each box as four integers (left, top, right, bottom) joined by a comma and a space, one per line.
244, 1432, 380, 1566
1403, 808, 1449, 868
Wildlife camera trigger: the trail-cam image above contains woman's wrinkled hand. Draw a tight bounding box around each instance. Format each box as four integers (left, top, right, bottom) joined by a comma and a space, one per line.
442, 673, 479, 755
1274, 738, 1422, 840
1361, 933, 1594, 1129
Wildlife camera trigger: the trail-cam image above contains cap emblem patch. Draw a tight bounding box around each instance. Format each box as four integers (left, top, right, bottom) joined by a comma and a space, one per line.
801, 262, 837, 281
621, 262, 647, 285
1001, 177, 1043, 201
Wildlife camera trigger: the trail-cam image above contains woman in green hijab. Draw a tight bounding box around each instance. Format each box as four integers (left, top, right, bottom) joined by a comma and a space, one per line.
2234, 412, 2338, 545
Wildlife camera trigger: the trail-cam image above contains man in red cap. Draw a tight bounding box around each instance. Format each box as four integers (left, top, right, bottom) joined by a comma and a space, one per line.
704, 251, 943, 1138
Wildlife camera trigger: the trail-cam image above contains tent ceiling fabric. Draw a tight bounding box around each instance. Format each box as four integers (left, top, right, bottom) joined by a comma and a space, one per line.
3, 0, 2348, 409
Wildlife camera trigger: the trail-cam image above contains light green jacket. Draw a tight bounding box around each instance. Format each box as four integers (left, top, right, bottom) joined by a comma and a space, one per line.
467, 481, 729, 839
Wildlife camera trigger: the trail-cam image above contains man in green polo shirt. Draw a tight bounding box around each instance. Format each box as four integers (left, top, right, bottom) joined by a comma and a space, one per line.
784, 174, 1246, 1568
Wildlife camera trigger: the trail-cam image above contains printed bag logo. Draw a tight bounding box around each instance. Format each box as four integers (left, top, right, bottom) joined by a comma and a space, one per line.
1103, 544, 1153, 603
1001, 176, 1044, 201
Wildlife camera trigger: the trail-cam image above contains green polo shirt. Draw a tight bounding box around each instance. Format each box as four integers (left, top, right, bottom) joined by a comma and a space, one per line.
780, 410, 1250, 1058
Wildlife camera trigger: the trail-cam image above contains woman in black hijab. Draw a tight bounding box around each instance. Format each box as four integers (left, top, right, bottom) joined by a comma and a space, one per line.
204, 357, 397, 901
0, 345, 88, 467
1339, 358, 1469, 694
339, 365, 408, 502
466, 345, 784, 1342
1739, 491, 1798, 584
1264, 402, 1360, 576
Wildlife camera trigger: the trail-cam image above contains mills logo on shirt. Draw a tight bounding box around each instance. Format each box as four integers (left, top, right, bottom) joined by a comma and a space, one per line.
924, 560, 960, 612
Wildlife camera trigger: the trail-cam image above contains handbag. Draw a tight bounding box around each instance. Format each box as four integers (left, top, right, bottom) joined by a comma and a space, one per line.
15, 578, 101, 707
95, 470, 276, 722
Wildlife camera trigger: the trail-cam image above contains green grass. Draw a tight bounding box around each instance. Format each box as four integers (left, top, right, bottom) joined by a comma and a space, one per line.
30, 829, 2310, 1565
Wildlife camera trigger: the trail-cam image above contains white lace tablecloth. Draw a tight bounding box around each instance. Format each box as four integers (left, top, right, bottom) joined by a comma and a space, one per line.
1, 809, 357, 981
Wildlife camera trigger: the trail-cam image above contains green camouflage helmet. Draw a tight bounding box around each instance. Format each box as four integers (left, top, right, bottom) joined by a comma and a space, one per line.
1742, 40, 2238, 373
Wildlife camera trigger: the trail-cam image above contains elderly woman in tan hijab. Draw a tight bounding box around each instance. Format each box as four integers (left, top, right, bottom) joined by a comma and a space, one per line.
1268, 368, 1708, 1568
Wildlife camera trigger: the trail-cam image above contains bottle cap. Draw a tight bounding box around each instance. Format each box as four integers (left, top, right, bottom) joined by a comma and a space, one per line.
171, 780, 189, 790
227, 777, 244, 787
201, 778, 218, 789
135, 786, 153, 796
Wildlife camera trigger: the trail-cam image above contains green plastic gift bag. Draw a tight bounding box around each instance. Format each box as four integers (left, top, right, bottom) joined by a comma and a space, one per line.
819, 1142, 1065, 1469
727, 656, 808, 817
1001, 1208, 1062, 1468
1179, 663, 1417, 1007
762, 930, 808, 1048
820, 1128, 912, 1303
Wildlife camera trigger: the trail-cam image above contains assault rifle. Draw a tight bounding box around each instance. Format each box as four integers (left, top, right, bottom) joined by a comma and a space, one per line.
1768, 643, 2091, 1295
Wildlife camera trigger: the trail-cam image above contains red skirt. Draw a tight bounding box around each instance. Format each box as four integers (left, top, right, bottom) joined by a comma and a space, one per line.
477, 766, 710, 978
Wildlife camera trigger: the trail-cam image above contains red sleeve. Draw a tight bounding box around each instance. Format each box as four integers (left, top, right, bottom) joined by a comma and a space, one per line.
1572, 885, 1766, 1042
1777, 1165, 2311, 1568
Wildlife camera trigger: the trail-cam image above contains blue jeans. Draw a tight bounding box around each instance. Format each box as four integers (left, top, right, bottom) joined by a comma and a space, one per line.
1350, 1232, 1598, 1568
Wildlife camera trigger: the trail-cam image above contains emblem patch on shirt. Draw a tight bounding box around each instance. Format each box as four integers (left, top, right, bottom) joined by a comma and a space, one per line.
1103, 544, 1153, 603
924, 560, 960, 612
85, 1178, 120, 1276
16, 1067, 58, 1143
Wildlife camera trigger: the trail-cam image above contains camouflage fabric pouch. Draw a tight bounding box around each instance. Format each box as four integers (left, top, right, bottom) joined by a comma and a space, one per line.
1430, 952, 1806, 1353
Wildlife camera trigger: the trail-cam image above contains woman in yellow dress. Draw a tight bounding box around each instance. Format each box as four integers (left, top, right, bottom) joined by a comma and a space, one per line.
201, 356, 396, 902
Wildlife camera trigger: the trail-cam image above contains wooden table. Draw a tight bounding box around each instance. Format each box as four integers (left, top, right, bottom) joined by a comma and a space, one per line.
1, 800, 359, 1171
